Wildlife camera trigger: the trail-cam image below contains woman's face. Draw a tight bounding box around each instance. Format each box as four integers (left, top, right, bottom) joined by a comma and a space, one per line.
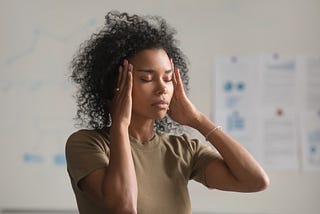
129, 48, 174, 121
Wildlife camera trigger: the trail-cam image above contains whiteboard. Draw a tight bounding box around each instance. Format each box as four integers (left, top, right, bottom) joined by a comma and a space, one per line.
1, 0, 320, 213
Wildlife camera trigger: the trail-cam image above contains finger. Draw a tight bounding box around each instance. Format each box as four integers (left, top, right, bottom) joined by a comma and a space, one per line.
119, 59, 129, 90
176, 69, 183, 86
175, 68, 185, 94
116, 65, 123, 93
175, 69, 185, 95
127, 63, 133, 95
170, 58, 177, 85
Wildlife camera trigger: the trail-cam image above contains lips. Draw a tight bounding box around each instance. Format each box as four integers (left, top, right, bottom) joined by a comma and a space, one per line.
151, 100, 169, 109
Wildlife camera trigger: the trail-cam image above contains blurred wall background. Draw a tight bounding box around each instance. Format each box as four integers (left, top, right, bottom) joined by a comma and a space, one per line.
0, 0, 319, 213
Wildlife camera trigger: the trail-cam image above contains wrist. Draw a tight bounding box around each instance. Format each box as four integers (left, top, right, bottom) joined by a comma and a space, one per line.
188, 111, 206, 129
205, 126, 222, 141
189, 113, 219, 137
110, 123, 129, 137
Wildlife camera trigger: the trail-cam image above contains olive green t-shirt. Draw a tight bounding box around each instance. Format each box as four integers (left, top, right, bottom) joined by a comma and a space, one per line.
66, 129, 218, 214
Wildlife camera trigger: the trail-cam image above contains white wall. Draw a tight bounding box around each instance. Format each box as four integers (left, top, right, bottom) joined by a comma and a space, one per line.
0, 0, 319, 213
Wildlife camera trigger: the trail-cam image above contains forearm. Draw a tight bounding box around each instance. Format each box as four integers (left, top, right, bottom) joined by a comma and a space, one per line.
190, 112, 269, 190
103, 125, 137, 212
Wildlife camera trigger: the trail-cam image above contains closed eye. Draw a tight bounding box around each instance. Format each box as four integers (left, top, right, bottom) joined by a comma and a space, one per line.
141, 78, 152, 82
163, 74, 173, 82
164, 78, 173, 82
136, 68, 173, 83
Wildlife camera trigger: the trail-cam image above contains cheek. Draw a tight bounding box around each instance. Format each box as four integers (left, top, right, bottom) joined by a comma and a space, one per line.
132, 83, 151, 101
167, 84, 174, 99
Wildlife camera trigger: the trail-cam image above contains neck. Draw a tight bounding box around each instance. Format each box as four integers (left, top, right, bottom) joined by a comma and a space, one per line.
129, 117, 155, 143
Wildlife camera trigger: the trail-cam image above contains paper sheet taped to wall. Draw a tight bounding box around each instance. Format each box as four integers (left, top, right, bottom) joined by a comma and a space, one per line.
213, 53, 320, 171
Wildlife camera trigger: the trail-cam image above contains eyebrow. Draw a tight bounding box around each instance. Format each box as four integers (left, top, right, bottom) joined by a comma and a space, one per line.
135, 68, 172, 74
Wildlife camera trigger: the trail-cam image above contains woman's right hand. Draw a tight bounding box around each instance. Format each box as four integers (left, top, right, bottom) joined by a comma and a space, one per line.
110, 60, 133, 128
82, 60, 137, 212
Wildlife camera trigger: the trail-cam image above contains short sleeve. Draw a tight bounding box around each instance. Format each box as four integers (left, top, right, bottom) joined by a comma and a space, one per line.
188, 137, 219, 187
65, 130, 110, 190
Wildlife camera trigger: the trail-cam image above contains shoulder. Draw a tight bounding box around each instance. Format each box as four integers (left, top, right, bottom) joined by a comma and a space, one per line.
66, 129, 109, 152
68, 128, 103, 138
159, 132, 209, 154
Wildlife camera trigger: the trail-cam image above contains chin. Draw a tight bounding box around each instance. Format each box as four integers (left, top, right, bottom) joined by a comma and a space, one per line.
154, 112, 168, 120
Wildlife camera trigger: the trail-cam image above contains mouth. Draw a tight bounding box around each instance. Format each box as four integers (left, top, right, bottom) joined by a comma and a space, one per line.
151, 100, 169, 109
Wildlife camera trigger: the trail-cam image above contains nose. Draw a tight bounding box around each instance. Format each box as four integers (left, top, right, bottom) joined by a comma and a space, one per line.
156, 80, 168, 95
156, 86, 167, 95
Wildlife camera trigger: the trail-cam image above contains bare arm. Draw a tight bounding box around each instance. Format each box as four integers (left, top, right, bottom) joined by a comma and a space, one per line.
79, 60, 137, 213
168, 66, 269, 192
190, 114, 269, 192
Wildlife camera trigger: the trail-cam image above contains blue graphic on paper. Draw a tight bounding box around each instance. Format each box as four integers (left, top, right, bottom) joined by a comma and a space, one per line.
223, 81, 246, 92
23, 153, 45, 164
226, 96, 239, 108
54, 154, 66, 166
224, 81, 233, 91
308, 130, 320, 164
223, 81, 246, 108
227, 111, 245, 131
237, 81, 245, 91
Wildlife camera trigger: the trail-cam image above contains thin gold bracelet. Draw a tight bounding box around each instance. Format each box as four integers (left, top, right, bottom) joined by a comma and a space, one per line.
205, 126, 222, 141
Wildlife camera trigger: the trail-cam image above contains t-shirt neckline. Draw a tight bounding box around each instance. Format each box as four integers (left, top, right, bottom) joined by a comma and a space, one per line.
129, 132, 162, 150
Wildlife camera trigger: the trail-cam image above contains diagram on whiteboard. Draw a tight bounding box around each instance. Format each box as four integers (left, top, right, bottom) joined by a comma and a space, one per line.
0, 16, 98, 209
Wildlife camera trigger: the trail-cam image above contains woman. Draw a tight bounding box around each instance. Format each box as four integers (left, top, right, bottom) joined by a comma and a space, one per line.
66, 11, 269, 214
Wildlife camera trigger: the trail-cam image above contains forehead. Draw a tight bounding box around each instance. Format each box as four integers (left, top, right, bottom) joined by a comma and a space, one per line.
129, 49, 170, 68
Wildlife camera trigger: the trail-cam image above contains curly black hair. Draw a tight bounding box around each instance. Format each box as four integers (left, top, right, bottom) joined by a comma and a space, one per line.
70, 11, 189, 133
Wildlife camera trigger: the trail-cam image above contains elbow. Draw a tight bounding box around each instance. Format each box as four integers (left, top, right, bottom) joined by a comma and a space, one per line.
101, 185, 137, 213
105, 201, 137, 214
103, 196, 137, 214
260, 174, 270, 191
238, 171, 270, 192
250, 173, 270, 192
100, 182, 138, 213
111, 206, 137, 214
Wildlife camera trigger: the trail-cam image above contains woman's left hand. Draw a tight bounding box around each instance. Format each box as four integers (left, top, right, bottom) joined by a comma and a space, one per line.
167, 60, 201, 127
